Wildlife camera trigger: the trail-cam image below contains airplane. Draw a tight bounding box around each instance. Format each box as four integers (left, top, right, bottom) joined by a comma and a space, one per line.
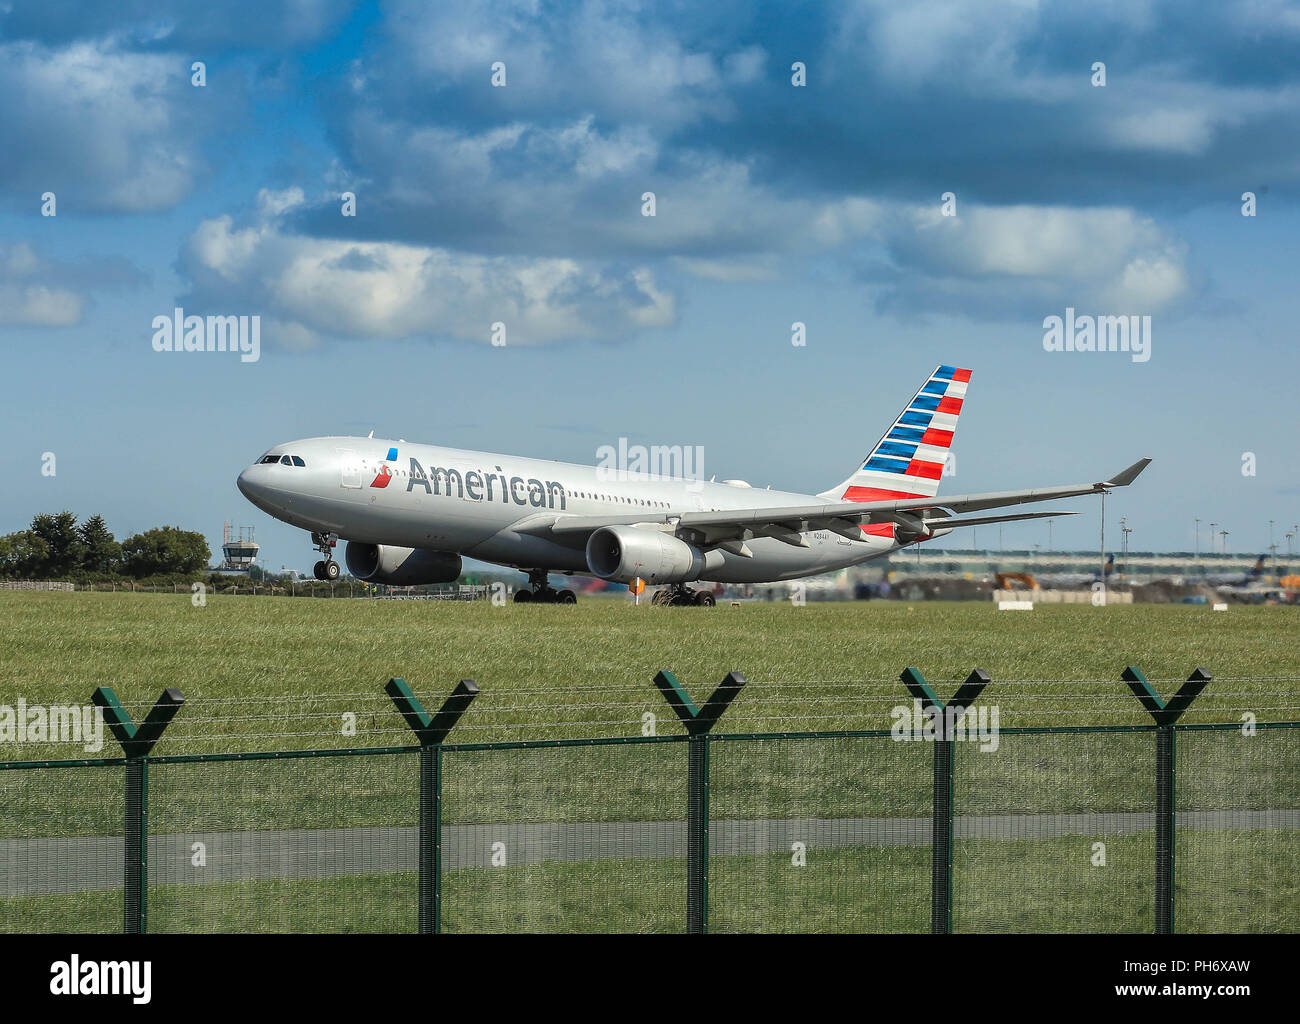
236, 365, 1151, 606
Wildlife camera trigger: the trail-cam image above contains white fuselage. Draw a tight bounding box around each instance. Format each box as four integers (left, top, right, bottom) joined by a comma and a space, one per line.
237, 436, 904, 582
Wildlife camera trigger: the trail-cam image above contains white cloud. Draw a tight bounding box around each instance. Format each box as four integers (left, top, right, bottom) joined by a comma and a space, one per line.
180, 208, 677, 346
1101, 249, 1190, 309
838, 0, 1042, 88
887, 203, 1189, 311
385, 0, 768, 127
187, 216, 262, 283
673, 257, 779, 283
0, 284, 83, 327
256, 186, 307, 218
0, 239, 144, 328
1105, 109, 1215, 156
812, 198, 886, 246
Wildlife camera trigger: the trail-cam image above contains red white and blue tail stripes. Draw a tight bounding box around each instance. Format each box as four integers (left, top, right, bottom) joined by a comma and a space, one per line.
824, 365, 970, 506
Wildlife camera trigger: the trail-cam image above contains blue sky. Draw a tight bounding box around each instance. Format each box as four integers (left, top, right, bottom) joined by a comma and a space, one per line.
2, 0, 1298, 570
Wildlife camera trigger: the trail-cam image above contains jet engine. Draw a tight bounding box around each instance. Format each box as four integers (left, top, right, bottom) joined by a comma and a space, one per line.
344, 543, 462, 585
585, 525, 712, 584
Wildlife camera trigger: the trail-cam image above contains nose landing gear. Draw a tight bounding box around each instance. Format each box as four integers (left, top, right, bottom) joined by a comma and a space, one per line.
311, 532, 340, 581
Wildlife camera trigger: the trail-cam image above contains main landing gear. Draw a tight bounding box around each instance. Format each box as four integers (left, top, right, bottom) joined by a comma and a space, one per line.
514, 569, 577, 604
311, 532, 340, 581
651, 584, 716, 607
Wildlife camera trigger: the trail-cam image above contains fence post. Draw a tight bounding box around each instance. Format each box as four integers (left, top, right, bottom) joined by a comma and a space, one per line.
900, 667, 989, 935
91, 686, 185, 935
386, 677, 479, 935
1123, 666, 1211, 934
652, 670, 746, 935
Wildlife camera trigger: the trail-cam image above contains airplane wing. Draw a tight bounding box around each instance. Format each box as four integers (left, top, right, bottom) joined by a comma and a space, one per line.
520, 458, 1150, 543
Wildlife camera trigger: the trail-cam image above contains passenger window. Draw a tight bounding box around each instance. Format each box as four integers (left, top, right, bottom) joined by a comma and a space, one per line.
291, 456, 306, 467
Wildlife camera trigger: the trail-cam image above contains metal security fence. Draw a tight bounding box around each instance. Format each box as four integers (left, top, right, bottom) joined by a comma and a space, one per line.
1, 668, 1297, 934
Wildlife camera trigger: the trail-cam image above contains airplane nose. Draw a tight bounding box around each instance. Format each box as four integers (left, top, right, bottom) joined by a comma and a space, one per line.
238, 463, 293, 516
237, 466, 271, 506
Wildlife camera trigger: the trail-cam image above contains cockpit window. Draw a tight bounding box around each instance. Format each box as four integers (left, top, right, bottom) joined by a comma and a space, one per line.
260, 455, 280, 464
291, 456, 306, 467
280, 455, 293, 465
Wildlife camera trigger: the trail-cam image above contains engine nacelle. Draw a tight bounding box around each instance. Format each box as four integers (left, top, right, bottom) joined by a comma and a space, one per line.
586, 525, 709, 584
344, 543, 462, 585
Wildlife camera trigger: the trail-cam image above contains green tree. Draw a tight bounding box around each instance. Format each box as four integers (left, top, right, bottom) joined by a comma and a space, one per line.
0, 531, 51, 578
29, 511, 83, 577
78, 514, 122, 575
120, 527, 211, 578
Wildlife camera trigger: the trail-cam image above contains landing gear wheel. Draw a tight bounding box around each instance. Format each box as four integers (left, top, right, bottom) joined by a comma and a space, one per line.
657, 584, 717, 606
514, 589, 533, 603
310, 532, 340, 582
517, 569, 568, 604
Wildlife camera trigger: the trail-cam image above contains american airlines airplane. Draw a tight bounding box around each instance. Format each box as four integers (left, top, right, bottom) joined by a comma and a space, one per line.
236, 366, 1150, 606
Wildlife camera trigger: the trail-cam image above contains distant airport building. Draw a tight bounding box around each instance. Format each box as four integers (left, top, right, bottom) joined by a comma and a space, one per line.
741, 547, 1295, 603
880, 548, 1289, 583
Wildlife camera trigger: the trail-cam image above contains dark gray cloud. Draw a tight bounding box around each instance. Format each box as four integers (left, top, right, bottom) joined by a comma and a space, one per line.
0, 0, 355, 49
267, 0, 1298, 270
0, 37, 245, 212
321, 0, 1300, 219
9, 0, 1294, 335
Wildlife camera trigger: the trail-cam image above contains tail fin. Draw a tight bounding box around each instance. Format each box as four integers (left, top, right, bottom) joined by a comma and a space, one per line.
820, 365, 971, 502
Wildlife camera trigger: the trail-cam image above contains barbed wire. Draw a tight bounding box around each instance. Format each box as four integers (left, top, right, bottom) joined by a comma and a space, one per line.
101, 684, 1300, 720
122, 678, 1298, 703
139, 705, 1300, 740
104, 681, 1300, 713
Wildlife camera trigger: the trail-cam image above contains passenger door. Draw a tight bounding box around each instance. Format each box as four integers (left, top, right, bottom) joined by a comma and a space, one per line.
337, 448, 362, 489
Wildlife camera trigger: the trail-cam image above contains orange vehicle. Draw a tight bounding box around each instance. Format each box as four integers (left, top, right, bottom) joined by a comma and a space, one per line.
995, 572, 1041, 591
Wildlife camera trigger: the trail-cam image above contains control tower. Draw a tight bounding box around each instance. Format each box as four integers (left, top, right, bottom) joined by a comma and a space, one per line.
220, 521, 260, 572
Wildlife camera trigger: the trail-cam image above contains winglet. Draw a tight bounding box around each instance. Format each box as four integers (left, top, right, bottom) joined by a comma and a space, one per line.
1101, 457, 1151, 488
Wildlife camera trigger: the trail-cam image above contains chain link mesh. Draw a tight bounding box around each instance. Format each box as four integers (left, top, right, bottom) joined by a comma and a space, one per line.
3, 722, 1298, 932
145, 753, 418, 933
0, 763, 124, 933
708, 735, 932, 932
952, 730, 1157, 932
440, 740, 688, 932
1175, 725, 1300, 933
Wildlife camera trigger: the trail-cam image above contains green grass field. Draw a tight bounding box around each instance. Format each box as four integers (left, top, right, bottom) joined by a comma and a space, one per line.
1, 592, 1297, 760
1, 592, 1296, 933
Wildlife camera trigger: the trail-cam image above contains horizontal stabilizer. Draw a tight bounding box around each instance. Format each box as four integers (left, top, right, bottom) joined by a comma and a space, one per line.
929, 510, 1078, 530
